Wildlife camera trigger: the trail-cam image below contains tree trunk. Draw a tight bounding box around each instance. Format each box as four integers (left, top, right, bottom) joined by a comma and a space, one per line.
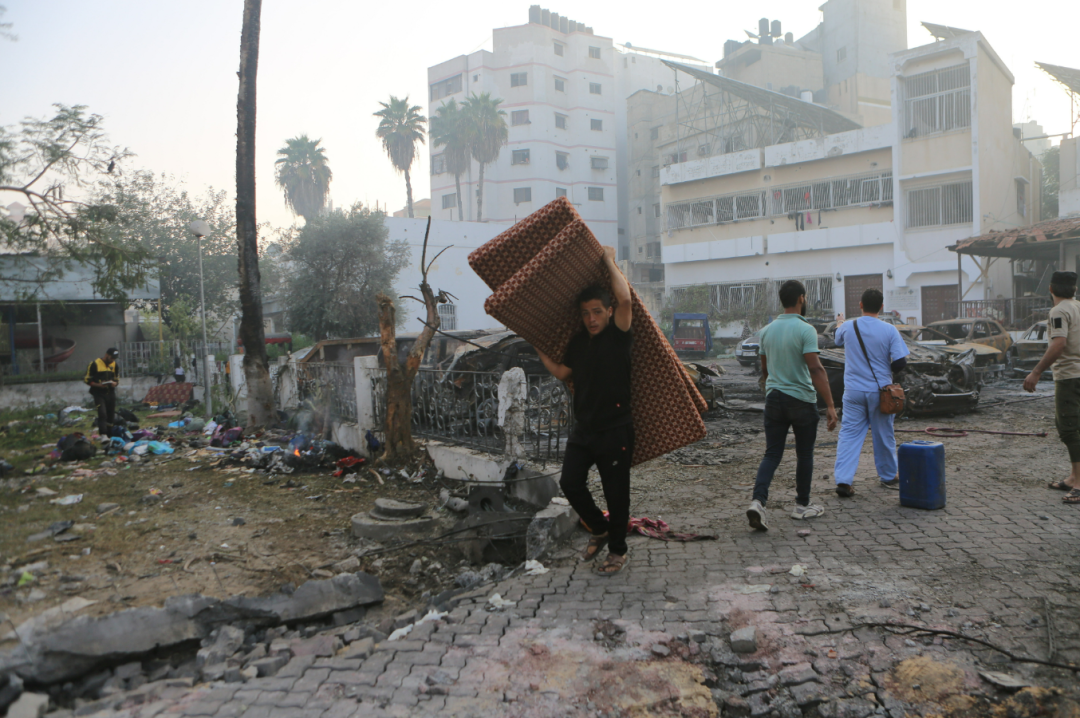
454, 171, 463, 221
377, 293, 415, 459
476, 162, 485, 222
376, 219, 442, 463
405, 168, 414, 219
235, 0, 274, 427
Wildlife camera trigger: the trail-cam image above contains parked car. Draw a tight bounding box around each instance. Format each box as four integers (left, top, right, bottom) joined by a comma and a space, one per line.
735, 334, 760, 366
1009, 321, 1047, 375
916, 318, 1013, 362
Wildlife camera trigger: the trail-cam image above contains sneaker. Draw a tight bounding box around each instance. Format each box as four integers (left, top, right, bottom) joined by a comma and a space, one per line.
880, 478, 900, 490
836, 483, 855, 498
791, 503, 825, 520
747, 500, 769, 531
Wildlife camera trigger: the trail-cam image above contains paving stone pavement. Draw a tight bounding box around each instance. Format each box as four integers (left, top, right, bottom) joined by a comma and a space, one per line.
48, 390, 1080, 717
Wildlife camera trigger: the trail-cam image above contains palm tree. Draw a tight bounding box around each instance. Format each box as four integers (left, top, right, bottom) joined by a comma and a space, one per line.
461, 93, 508, 222
274, 135, 332, 222
429, 99, 470, 221
374, 96, 427, 219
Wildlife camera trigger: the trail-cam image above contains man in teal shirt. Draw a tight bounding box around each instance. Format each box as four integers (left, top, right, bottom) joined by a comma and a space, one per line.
746, 280, 838, 531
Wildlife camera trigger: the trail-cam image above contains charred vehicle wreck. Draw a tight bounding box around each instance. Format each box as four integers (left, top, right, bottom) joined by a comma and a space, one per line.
817, 336, 981, 416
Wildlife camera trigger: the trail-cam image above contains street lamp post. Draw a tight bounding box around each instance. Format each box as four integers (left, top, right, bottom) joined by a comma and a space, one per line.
188, 220, 214, 418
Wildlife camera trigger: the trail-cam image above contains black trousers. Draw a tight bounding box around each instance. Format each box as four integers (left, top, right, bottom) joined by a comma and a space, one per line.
753, 390, 819, 507
559, 423, 635, 556
93, 392, 116, 435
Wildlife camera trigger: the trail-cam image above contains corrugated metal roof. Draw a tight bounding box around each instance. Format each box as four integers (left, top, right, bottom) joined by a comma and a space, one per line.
0, 255, 160, 302
661, 61, 862, 135
1037, 62, 1080, 97
921, 22, 973, 41
952, 216, 1080, 258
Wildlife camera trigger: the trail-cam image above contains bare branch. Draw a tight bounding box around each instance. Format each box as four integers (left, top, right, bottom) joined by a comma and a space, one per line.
418, 216, 431, 282
424, 244, 453, 275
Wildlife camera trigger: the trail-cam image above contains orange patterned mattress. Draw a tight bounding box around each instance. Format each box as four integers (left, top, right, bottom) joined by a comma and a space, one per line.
468, 197, 706, 466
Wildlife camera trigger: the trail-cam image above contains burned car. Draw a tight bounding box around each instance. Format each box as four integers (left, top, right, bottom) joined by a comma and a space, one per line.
1009, 321, 1047, 375
916, 318, 1012, 364
817, 334, 981, 416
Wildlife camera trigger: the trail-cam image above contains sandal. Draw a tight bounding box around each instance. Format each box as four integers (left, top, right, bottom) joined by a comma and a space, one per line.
1048, 480, 1076, 491
1064, 489, 1080, 504
580, 533, 609, 562
595, 552, 629, 576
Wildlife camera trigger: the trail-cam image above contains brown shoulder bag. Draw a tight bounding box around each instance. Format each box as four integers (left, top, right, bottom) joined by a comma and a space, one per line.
852, 320, 905, 415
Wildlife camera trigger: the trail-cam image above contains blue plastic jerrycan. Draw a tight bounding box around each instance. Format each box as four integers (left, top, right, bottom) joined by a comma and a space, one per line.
897, 440, 946, 510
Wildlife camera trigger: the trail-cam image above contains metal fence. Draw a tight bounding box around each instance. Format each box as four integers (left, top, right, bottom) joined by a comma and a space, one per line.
118, 340, 231, 379
295, 362, 357, 422
370, 368, 573, 464
669, 274, 835, 316
945, 297, 1052, 330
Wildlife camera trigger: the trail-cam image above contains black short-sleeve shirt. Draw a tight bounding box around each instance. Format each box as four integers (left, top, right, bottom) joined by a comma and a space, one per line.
562, 322, 633, 433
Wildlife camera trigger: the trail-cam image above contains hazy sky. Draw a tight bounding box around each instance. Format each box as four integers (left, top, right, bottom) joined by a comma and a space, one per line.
1, 1, 1074, 233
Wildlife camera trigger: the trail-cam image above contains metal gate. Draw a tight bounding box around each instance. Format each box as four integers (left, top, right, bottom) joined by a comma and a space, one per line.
843, 274, 884, 318
921, 285, 959, 324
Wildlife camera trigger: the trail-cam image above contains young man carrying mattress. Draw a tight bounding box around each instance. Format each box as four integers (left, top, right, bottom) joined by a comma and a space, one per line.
538, 246, 634, 575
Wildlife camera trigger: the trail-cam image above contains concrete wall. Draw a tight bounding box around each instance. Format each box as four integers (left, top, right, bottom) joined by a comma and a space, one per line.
822, 0, 907, 85
900, 131, 973, 178
1059, 136, 1080, 217
385, 217, 511, 333
820, 0, 906, 123
613, 48, 700, 259
717, 43, 824, 94
0, 375, 161, 410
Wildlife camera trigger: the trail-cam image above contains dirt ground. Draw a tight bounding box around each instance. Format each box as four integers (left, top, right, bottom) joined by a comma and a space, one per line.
0, 406, 488, 631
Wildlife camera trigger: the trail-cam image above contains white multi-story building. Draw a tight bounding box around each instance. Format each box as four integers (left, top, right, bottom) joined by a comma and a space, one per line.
426, 6, 709, 258
659, 27, 1043, 329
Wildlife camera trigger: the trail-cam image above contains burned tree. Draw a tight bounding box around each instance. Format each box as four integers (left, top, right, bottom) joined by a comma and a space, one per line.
376, 218, 451, 462
234, 0, 275, 426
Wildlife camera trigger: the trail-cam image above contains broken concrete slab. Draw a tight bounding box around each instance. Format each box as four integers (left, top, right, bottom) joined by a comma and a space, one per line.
0, 572, 382, 684
196, 625, 244, 668
978, 671, 1031, 692
289, 634, 341, 657
507, 468, 560, 508
426, 442, 513, 483
526, 499, 580, 560
778, 662, 818, 687
730, 626, 757, 654
224, 571, 384, 624
350, 513, 434, 541
790, 680, 831, 708
250, 655, 288, 677
341, 637, 374, 660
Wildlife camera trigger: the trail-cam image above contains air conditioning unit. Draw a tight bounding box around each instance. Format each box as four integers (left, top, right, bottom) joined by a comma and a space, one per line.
697, 144, 710, 157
